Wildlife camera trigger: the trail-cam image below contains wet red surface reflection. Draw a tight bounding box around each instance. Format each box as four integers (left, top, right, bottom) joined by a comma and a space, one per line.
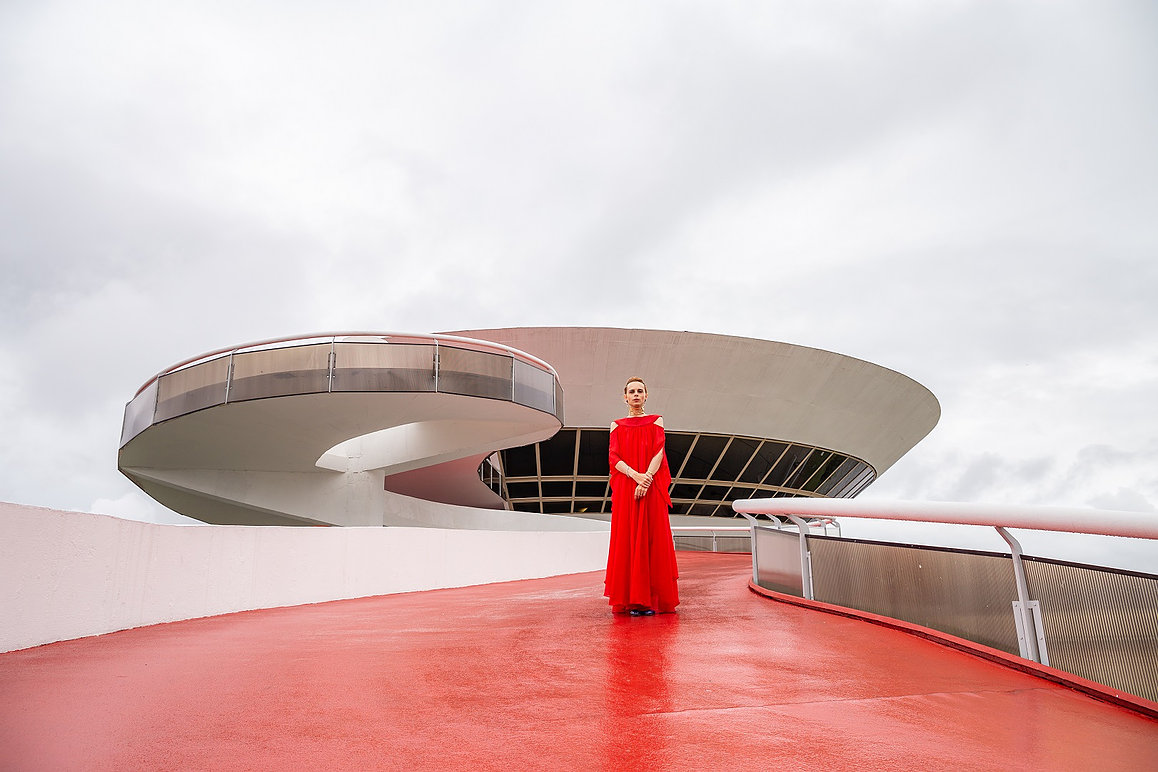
1, 553, 1155, 770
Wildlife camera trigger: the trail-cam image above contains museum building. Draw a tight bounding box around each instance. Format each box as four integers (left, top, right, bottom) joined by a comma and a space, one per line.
118, 327, 940, 528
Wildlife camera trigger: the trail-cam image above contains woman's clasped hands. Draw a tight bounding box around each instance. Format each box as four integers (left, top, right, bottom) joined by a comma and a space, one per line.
632, 469, 654, 500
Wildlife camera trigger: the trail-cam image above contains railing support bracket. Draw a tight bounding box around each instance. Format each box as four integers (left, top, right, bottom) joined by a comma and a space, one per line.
996, 526, 1049, 666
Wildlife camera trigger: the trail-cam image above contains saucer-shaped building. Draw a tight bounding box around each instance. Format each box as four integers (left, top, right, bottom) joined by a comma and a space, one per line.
118, 327, 940, 528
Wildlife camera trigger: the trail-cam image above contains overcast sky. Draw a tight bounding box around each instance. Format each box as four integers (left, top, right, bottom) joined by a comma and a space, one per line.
2, 2, 1155, 569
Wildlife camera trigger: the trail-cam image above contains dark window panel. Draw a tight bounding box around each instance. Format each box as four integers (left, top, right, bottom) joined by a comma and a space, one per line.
669, 502, 691, 515
505, 481, 540, 498
738, 441, 788, 484
680, 435, 729, 479
540, 481, 573, 497
712, 438, 759, 481
541, 501, 573, 513
663, 432, 696, 476
577, 429, 610, 476
801, 452, 845, 492
575, 480, 609, 497
727, 486, 757, 501
572, 500, 604, 514
699, 484, 731, 502
767, 444, 811, 487
689, 502, 721, 516
512, 501, 540, 513
537, 430, 577, 476
816, 457, 857, 495
671, 483, 703, 500
833, 464, 873, 497
827, 460, 865, 497
786, 450, 830, 489
502, 445, 538, 477
846, 469, 876, 496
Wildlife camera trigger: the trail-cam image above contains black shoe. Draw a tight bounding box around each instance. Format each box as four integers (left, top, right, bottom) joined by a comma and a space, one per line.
630, 608, 656, 616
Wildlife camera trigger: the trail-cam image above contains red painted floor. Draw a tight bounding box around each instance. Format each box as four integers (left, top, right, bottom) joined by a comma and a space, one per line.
1, 552, 1156, 771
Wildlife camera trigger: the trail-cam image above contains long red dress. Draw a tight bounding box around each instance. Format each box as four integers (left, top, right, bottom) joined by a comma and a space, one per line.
604, 415, 680, 613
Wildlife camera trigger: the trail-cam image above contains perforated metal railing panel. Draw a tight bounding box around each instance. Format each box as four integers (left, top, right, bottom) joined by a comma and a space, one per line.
673, 535, 752, 553
752, 531, 1158, 702
1025, 557, 1158, 702
807, 537, 1022, 656
753, 527, 805, 597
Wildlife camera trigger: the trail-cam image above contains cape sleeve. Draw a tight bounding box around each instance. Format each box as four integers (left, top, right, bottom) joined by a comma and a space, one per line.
608, 422, 623, 478
653, 423, 672, 507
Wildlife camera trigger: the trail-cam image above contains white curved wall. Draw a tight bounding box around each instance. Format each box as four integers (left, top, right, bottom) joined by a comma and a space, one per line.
0, 502, 611, 653
453, 327, 941, 475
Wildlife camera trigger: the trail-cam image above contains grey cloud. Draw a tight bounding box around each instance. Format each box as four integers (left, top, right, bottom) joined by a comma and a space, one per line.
1, 0, 1156, 566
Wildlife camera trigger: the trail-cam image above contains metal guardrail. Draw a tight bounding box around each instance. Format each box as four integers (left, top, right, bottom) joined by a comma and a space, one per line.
130, 331, 560, 398
732, 498, 1158, 701
670, 525, 749, 553
120, 333, 564, 447
670, 519, 840, 552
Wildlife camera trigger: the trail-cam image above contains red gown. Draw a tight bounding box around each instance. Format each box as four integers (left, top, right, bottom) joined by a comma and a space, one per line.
604, 415, 680, 613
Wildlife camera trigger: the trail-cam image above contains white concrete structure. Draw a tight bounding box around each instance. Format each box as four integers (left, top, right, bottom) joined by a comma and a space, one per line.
119, 332, 604, 528
457, 328, 940, 520
0, 502, 610, 652
118, 328, 941, 527
457, 327, 939, 475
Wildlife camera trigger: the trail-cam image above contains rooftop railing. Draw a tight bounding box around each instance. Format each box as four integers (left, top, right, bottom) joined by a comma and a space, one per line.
120, 332, 564, 447
732, 498, 1158, 703
669, 521, 840, 553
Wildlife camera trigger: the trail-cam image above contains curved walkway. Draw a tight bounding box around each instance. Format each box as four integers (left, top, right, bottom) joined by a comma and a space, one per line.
1, 553, 1155, 770
118, 333, 567, 527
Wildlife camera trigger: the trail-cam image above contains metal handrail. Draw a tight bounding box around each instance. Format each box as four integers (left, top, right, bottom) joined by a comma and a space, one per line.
731, 498, 1158, 540
133, 331, 559, 397
732, 497, 1158, 666
669, 526, 749, 533
670, 525, 750, 553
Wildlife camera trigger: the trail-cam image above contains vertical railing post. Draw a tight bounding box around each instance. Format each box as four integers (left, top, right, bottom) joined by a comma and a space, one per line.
785, 515, 814, 600
327, 338, 336, 392
224, 351, 235, 404
996, 526, 1049, 665
739, 513, 759, 586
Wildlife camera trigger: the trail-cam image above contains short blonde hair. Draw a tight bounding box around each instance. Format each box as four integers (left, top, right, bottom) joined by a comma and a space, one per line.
623, 377, 647, 394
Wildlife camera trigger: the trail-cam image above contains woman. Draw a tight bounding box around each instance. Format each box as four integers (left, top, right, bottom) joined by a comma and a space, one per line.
604, 377, 679, 615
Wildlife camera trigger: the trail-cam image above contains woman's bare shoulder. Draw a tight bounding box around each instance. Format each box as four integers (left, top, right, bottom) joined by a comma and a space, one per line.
655, 415, 664, 427
609, 421, 618, 432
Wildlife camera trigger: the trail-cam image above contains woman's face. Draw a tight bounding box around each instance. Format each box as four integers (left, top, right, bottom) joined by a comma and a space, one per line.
624, 381, 647, 411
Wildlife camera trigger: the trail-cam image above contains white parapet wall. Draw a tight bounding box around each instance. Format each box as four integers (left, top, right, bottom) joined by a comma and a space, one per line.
0, 501, 612, 653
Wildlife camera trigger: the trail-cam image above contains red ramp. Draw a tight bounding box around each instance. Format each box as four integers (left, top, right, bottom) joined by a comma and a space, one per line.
2, 553, 1155, 770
